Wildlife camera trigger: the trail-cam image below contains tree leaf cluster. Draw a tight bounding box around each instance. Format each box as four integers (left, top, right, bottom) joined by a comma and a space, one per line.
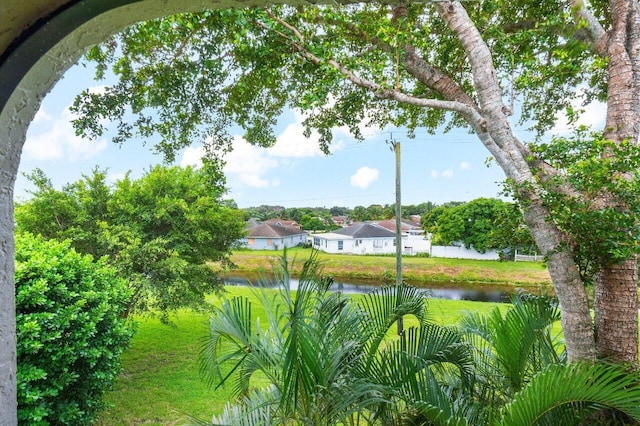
422, 198, 536, 254
73, 2, 610, 158
524, 130, 640, 282
16, 233, 133, 425
15, 165, 246, 320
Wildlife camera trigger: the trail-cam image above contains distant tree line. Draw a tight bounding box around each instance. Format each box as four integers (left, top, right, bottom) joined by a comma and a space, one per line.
243, 202, 438, 230
243, 198, 536, 256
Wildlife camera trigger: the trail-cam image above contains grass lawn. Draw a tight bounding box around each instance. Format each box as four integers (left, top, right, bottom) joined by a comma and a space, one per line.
94, 286, 507, 425
224, 247, 552, 288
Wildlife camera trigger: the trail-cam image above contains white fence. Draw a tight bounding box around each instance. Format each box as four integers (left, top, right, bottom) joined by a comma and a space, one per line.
514, 252, 544, 262
430, 245, 500, 260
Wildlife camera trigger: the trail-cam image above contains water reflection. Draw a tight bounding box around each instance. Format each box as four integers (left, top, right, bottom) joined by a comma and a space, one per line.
223, 275, 513, 303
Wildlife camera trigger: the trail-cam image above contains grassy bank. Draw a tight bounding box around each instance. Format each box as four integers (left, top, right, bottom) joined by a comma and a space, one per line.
94, 287, 506, 426
225, 247, 552, 288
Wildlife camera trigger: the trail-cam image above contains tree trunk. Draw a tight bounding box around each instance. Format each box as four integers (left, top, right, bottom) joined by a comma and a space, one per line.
522, 201, 597, 362
435, 0, 598, 362
593, 0, 640, 366
595, 259, 639, 364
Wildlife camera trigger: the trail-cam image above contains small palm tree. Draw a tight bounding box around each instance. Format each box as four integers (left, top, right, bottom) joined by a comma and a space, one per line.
197, 250, 470, 425
455, 294, 640, 426
197, 252, 640, 425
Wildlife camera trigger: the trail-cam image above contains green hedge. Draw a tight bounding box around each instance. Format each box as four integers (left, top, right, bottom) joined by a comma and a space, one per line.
16, 233, 134, 425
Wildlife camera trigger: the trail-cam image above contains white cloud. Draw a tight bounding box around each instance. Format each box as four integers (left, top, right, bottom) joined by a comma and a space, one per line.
350, 167, 379, 189
431, 169, 454, 179
181, 146, 205, 169
107, 171, 128, 184
33, 108, 52, 124
180, 111, 350, 190
225, 137, 280, 188
24, 106, 107, 161
460, 161, 471, 170
181, 136, 281, 189
268, 110, 345, 158
87, 85, 107, 95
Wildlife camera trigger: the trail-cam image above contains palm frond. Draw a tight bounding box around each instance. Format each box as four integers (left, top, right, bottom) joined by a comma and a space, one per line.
200, 296, 255, 389
459, 294, 564, 400
499, 362, 640, 426
359, 284, 428, 371
209, 385, 281, 426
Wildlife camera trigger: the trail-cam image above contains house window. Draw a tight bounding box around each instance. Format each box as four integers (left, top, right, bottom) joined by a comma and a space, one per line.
267, 238, 272, 246
248, 238, 255, 246
338, 241, 343, 250
374, 240, 383, 248
314, 237, 320, 246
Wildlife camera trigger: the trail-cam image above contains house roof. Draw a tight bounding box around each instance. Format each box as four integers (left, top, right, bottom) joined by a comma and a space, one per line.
374, 219, 420, 232
245, 218, 262, 229
247, 223, 306, 238
334, 222, 396, 238
263, 218, 301, 229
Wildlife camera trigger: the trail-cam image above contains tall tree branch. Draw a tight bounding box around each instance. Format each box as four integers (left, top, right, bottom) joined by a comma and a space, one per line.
257, 13, 481, 120
568, 0, 607, 55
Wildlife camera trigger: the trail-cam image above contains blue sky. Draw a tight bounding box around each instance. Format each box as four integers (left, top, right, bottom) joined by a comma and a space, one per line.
16, 63, 607, 209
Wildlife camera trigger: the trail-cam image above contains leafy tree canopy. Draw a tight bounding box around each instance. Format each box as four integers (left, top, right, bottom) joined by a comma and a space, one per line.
73, 2, 606, 161
15, 165, 245, 320
427, 197, 535, 253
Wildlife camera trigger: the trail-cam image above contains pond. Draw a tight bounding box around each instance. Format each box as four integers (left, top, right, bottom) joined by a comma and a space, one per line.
223, 275, 531, 303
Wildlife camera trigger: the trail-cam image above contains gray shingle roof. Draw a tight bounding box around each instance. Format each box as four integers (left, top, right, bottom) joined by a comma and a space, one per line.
247, 223, 306, 238
334, 222, 396, 238
375, 219, 421, 232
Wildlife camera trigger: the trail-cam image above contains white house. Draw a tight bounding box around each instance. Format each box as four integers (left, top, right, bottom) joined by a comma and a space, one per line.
311, 222, 431, 255
312, 222, 396, 254
373, 219, 431, 255
240, 223, 308, 250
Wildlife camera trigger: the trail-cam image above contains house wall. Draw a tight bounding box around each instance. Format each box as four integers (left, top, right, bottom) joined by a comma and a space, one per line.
313, 235, 432, 256
241, 234, 308, 250
402, 235, 431, 255
430, 245, 500, 260
313, 237, 397, 255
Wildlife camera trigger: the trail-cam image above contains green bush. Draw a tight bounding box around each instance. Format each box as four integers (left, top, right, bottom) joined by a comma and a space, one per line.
16, 233, 134, 425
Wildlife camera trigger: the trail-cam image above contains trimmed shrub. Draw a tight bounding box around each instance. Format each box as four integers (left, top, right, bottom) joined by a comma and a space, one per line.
16, 233, 133, 425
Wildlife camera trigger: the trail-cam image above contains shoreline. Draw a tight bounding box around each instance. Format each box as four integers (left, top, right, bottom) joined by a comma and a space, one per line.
223, 248, 553, 290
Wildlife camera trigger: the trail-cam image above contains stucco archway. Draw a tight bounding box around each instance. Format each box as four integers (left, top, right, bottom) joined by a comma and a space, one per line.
1, 0, 363, 422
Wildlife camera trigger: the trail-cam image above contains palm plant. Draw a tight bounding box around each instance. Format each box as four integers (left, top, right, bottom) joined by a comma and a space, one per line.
197, 252, 640, 425
456, 294, 640, 426
197, 250, 470, 425
458, 294, 564, 418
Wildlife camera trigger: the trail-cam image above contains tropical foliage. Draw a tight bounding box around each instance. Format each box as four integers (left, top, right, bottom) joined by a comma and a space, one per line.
423, 198, 536, 255
71, 0, 640, 364
16, 233, 133, 425
198, 253, 640, 425
15, 165, 245, 320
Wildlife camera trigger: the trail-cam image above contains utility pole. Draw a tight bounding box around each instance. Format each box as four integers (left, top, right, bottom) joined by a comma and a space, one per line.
389, 135, 403, 336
